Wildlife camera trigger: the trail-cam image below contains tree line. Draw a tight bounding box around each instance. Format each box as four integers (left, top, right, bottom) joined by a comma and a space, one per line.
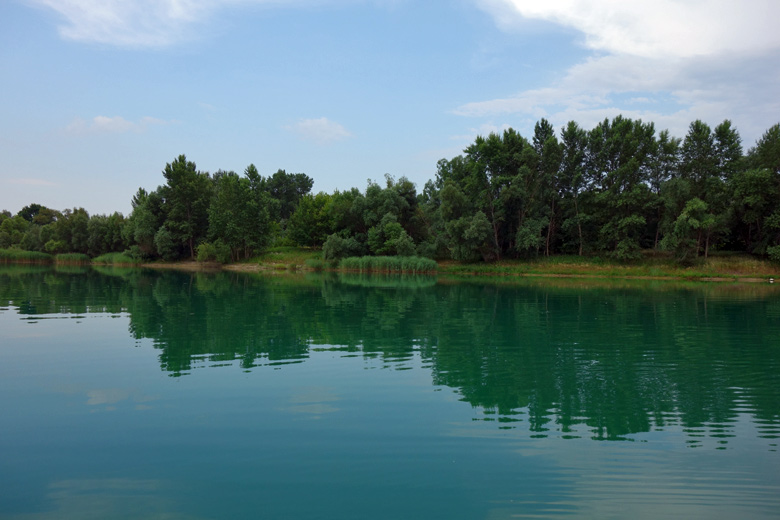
2, 116, 780, 263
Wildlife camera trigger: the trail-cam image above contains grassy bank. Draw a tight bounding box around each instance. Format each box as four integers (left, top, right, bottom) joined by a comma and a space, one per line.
3, 246, 777, 282
246, 246, 323, 271
437, 252, 779, 281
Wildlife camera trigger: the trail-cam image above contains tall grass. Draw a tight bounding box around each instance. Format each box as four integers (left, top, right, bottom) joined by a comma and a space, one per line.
55, 253, 90, 264
0, 248, 53, 264
91, 252, 140, 265
339, 256, 438, 274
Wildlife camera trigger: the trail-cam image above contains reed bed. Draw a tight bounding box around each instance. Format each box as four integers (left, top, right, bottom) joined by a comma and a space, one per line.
0, 249, 53, 264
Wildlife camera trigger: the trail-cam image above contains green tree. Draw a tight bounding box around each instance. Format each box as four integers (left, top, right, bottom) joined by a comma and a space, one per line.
747, 123, 780, 174
714, 120, 743, 181
160, 155, 212, 259
288, 192, 334, 247
266, 169, 314, 222
586, 116, 656, 259
559, 121, 589, 255
661, 197, 717, 261
532, 118, 562, 256
649, 129, 681, 248
124, 188, 166, 259
0, 215, 29, 248
367, 213, 415, 256
730, 168, 775, 253
208, 168, 274, 261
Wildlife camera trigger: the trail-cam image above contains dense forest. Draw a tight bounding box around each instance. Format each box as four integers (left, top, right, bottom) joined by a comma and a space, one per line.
2, 116, 780, 264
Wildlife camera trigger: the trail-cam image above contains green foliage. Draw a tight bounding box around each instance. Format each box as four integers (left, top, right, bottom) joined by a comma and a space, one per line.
4, 118, 779, 269
287, 192, 334, 247
445, 211, 493, 262
747, 123, 780, 174
366, 214, 416, 256
196, 241, 232, 264
44, 239, 68, 254
208, 170, 265, 261
0, 248, 52, 263
266, 169, 314, 222
160, 155, 212, 259
154, 226, 178, 261
322, 233, 366, 261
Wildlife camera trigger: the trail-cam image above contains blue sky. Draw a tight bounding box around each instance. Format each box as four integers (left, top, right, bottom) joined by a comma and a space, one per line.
2, 0, 779, 215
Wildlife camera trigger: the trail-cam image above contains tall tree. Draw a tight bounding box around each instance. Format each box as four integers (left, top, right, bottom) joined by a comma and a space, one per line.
160, 155, 212, 259
586, 116, 656, 259
266, 169, 314, 222
559, 121, 589, 255
532, 119, 563, 256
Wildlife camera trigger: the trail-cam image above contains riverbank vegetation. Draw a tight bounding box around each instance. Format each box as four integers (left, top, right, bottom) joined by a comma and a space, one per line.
3, 117, 780, 276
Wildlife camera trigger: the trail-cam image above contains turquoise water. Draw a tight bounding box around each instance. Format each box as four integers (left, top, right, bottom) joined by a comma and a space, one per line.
1, 267, 779, 519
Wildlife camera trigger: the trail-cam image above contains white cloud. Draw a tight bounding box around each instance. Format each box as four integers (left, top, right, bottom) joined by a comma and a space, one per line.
27, 0, 338, 47
477, 0, 780, 59
287, 117, 352, 145
458, 1, 780, 144
65, 115, 172, 134
29, 0, 213, 47
455, 48, 780, 142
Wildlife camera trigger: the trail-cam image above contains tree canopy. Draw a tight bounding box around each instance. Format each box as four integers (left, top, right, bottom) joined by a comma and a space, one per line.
4, 117, 780, 264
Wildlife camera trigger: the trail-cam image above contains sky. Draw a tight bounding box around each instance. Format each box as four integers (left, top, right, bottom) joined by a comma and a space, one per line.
2, 0, 779, 216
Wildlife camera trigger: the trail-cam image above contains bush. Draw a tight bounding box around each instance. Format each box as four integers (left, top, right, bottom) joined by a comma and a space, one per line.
154, 226, 178, 261
197, 241, 231, 264
123, 245, 149, 261
768, 245, 780, 263
322, 234, 365, 261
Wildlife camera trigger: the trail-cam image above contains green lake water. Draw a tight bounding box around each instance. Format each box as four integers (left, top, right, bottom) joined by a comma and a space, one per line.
1, 266, 779, 519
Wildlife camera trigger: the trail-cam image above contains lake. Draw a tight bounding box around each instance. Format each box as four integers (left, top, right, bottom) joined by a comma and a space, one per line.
1, 266, 779, 519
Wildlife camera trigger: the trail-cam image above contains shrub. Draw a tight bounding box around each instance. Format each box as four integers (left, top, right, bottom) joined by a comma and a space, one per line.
768, 245, 780, 263
197, 241, 232, 264
322, 234, 365, 261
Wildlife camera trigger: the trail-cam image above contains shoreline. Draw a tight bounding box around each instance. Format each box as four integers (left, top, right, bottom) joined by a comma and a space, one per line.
5, 254, 777, 284
141, 260, 777, 284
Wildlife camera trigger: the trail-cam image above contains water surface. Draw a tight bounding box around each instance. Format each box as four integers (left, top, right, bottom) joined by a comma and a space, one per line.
1, 266, 779, 519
